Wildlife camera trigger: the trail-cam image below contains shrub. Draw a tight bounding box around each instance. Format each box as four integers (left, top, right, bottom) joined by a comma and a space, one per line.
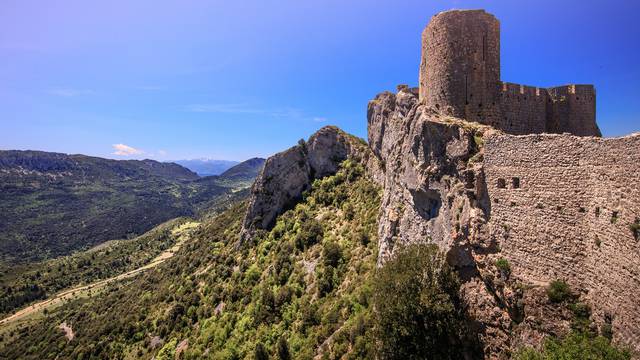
515, 331, 630, 360
317, 266, 335, 297
322, 241, 342, 268
299, 300, 319, 331
255, 287, 276, 324
254, 342, 269, 360
495, 258, 511, 278
569, 302, 592, 333
547, 280, 572, 303
352, 229, 370, 246
601, 323, 614, 341
276, 336, 291, 360
372, 244, 476, 359
294, 220, 323, 250
275, 286, 292, 308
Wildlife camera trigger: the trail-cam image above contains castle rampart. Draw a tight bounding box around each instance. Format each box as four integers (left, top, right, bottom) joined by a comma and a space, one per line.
484, 132, 640, 348
420, 10, 600, 136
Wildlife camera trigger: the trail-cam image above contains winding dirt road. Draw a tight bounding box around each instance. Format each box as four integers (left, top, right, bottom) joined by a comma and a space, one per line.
0, 221, 199, 327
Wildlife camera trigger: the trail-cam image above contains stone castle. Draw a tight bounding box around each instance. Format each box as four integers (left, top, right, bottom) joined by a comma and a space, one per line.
241, 9, 640, 358
420, 9, 601, 136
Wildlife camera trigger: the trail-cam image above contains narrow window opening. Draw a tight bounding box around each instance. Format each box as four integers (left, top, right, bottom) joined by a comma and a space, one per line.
497, 178, 506, 189
595, 207, 600, 217
482, 34, 486, 61
512, 177, 520, 189
465, 75, 468, 105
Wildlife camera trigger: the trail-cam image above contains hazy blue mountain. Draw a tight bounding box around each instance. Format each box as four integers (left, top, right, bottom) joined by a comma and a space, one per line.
173, 159, 239, 176
219, 157, 265, 181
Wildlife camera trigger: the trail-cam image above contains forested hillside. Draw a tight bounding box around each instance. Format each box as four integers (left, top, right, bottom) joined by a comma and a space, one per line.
0, 160, 382, 359
0, 151, 257, 263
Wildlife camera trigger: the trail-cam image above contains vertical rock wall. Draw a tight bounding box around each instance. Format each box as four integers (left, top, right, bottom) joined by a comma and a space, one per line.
368, 84, 640, 356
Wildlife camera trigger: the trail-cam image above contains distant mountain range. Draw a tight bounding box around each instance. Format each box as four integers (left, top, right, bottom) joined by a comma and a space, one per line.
173, 159, 239, 176
0, 150, 264, 263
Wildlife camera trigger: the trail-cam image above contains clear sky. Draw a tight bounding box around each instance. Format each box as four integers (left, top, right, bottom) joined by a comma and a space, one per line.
1, 0, 639, 161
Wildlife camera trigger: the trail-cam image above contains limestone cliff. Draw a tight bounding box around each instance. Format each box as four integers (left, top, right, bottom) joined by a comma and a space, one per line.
239, 86, 639, 357
368, 85, 640, 357
239, 126, 380, 243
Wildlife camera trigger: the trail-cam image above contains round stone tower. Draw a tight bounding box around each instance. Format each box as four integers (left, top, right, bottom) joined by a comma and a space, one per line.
419, 10, 500, 123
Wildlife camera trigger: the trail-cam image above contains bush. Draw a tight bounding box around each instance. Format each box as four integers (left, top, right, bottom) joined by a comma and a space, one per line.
547, 280, 572, 303
254, 342, 269, 360
317, 266, 336, 297
372, 244, 476, 359
569, 302, 592, 333
294, 220, 323, 250
515, 331, 630, 360
276, 336, 291, 360
495, 258, 511, 278
322, 241, 342, 268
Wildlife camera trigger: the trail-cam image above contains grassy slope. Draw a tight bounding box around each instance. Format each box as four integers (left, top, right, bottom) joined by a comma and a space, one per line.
0, 159, 380, 360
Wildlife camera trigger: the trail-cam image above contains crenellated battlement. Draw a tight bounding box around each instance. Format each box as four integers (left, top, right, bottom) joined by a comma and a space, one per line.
419, 10, 600, 136
500, 82, 544, 98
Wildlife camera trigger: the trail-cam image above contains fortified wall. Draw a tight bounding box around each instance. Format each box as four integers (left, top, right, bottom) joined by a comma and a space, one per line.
420, 10, 601, 136
241, 7, 639, 357
484, 133, 640, 347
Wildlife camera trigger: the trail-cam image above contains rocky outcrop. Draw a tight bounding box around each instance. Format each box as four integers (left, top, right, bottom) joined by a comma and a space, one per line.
368, 86, 492, 263
240, 126, 380, 243
368, 85, 640, 357
368, 86, 514, 356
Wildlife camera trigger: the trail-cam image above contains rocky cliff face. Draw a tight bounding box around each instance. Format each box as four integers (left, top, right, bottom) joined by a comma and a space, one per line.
368, 86, 517, 356
367, 85, 640, 356
239, 126, 380, 243
239, 87, 639, 357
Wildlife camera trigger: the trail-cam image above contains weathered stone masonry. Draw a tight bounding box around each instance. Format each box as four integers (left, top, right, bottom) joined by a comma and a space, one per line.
420, 10, 600, 136
484, 133, 640, 348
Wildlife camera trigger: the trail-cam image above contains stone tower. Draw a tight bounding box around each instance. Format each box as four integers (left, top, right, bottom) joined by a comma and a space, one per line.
419, 10, 500, 123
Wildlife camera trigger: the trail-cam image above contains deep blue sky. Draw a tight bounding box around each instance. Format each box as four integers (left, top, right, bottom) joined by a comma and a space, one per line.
1, 0, 639, 161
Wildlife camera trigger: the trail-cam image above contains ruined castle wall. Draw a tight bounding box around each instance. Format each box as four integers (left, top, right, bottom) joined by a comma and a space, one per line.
496, 82, 548, 134
420, 10, 500, 124
483, 133, 640, 349
547, 85, 600, 136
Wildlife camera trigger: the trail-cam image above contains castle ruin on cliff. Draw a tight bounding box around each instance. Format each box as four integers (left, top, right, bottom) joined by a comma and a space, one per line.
241, 9, 640, 357
420, 9, 601, 137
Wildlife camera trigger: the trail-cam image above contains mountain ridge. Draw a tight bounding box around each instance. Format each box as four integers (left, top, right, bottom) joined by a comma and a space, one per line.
0, 150, 261, 263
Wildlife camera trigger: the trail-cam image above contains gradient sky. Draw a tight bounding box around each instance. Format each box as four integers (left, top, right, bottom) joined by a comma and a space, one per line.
1, 0, 639, 161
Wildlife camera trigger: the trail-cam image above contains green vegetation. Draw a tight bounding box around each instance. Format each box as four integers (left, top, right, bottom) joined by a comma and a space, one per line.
0, 218, 192, 318
0, 150, 259, 263
547, 280, 573, 303
0, 160, 382, 359
516, 331, 631, 360
372, 243, 478, 359
495, 258, 511, 278
7, 155, 616, 359
518, 284, 630, 360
